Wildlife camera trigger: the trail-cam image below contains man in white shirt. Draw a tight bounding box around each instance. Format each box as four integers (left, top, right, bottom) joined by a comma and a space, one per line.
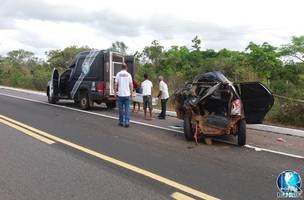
157, 76, 169, 119
141, 73, 153, 120
115, 63, 133, 127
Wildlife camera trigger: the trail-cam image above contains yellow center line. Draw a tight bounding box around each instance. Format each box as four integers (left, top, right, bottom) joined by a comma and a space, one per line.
0, 118, 55, 144
171, 192, 196, 200
0, 114, 220, 200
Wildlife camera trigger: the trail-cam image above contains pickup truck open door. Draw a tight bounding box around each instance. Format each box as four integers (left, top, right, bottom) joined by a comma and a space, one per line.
48, 68, 59, 103
104, 52, 135, 96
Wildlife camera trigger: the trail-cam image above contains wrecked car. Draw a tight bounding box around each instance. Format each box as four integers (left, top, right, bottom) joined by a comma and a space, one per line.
174, 71, 274, 145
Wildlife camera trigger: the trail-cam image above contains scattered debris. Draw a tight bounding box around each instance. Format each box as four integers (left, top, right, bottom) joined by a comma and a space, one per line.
168, 125, 183, 130
205, 138, 213, 145
254, 147, 262, 151
276, 137, 286, 143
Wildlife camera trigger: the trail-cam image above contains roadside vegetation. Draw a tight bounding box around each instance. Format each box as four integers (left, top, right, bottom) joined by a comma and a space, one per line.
0, 37, 303, 127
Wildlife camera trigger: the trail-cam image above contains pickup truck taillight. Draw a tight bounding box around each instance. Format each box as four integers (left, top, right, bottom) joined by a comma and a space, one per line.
97, 82, 103, 93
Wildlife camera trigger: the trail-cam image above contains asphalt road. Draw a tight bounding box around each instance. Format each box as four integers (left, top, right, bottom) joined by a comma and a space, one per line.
0, 88, 303, 200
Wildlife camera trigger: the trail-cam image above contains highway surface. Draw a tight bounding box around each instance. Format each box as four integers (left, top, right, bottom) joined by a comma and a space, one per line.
0, 88, 303, 200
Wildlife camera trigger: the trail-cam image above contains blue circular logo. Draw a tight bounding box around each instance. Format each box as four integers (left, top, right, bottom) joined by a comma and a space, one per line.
277, 170, 302, 197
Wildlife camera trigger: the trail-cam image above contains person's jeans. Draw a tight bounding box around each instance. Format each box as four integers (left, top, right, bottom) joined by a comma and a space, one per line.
118, 96, 130, 125
159, 98, 168, 118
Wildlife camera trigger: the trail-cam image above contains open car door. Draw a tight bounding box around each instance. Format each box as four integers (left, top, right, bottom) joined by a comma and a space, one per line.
125, 55, 135, 78
239, 82, 274, 124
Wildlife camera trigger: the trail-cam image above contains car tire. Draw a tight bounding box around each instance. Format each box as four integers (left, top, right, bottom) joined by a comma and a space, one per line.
48, 95, 57, 104
106, 101, 116, 109
79, 92, 91, 110
237, 119, 246, 146
47, 88, 57, 104
184, 117, 194, 141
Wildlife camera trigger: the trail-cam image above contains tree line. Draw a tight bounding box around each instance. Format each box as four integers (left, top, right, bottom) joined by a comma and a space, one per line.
0, 36, 303, 126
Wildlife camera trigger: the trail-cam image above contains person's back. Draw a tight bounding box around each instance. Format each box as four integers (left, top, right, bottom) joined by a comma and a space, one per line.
141, 79, 153, 96
141, 74, 153, 120
115, 63, 133, 127
116, 70, 132, 97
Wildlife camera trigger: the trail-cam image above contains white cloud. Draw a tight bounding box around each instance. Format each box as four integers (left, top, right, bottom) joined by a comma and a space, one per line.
0, 0, 303, 58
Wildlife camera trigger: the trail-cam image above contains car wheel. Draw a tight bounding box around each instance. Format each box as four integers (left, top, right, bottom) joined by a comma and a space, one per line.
47, 88, 57, 104
79, 93, 91, 110
106, 101, 116, 109
48, 95, 57, 104
184, 117, 194, 141
237, 119, 246, 146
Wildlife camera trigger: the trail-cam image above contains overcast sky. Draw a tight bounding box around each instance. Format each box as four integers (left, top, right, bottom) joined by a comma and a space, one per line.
0, 0, 303, 58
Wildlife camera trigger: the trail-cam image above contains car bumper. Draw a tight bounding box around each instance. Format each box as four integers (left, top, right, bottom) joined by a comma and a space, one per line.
90, 92, 116, 102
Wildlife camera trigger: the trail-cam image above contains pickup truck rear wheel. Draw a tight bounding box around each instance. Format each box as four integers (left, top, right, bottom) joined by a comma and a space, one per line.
237, 119, 246, 146
47, 88, 57, 104
184, 117, 194, 141
79, 93, 92, 110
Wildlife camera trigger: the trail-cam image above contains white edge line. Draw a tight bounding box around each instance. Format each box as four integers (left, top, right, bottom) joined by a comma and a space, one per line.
2, 85, 304, 137
0, 92, 303, 160
244, 145, 304, 159
0, 92, 183, 134
0, 85, 304, 137
0, 86, 45, 96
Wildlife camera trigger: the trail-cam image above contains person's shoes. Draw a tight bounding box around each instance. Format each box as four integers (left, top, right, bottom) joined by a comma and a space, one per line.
118, 123, 124, 127
124, 124, 129, 128
158, 116, 165, 120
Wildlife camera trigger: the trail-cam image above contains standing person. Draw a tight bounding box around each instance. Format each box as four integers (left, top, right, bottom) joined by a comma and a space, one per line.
115, 63, 133, 128
132, 79, 141, 112
157, 76, 169, 120
141, 73, 153, 120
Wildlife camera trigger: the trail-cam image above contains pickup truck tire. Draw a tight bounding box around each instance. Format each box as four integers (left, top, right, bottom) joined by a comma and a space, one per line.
48, 95, 57, 104
106, 101, 116, 109
237, 119, 246, 146
79, 92, 92, 110
184, 117, 194, 141
47, 88, 57, 104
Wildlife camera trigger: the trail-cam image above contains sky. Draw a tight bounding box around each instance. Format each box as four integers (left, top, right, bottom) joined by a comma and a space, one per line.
0, 0, 303, 58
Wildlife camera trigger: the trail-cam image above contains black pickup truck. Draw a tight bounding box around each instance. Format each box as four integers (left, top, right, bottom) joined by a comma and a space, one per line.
47, 50, 135, 110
